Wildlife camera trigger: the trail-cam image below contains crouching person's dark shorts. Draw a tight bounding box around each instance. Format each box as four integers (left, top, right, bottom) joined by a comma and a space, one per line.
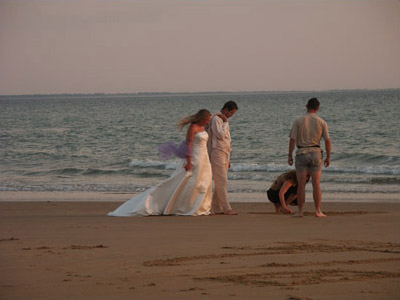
267, 186, 298, 206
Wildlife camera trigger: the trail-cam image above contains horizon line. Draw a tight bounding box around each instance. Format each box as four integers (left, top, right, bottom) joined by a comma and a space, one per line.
0, 88, 399, 98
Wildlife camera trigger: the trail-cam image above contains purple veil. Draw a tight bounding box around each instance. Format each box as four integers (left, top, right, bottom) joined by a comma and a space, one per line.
158, 141, 192, 160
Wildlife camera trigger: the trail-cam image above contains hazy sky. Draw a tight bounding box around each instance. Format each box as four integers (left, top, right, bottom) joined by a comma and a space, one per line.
0, 0, 399, 95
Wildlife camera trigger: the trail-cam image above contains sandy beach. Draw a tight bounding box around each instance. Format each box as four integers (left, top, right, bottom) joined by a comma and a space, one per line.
0, 192, 399, 300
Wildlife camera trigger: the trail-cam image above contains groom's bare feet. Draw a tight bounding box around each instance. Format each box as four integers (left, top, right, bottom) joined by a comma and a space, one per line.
315, 211, 327, 218
225, 209, 238, 215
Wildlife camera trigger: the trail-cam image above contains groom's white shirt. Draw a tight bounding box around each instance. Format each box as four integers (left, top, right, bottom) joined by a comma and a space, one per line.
209, 114, 231, 154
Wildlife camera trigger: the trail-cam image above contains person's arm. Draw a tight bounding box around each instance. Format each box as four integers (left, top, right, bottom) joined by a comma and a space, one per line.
211, 116, 228, 139
324, 138, 331, 167
322, 121, 331, 167
278, 180, 293, 213
288, 138, 296, 165
185, 125, 196, 171
288, 120, 297, 165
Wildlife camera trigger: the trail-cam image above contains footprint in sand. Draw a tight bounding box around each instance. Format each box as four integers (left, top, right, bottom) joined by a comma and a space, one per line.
0, 237, 19, 242
63, 244, 108, 250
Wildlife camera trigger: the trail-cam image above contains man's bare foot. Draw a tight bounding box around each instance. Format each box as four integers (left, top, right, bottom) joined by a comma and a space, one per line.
315, 211, 327, 218
225, 209, 238, 215
292, 211, 303, 218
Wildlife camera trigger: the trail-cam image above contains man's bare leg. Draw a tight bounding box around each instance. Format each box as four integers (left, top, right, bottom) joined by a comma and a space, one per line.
294, 170, 308, 217
310, 170, 326, 218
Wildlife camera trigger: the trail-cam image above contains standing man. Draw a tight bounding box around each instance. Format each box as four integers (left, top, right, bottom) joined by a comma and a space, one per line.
208, 101, 238, 215
288, 97, 331, 218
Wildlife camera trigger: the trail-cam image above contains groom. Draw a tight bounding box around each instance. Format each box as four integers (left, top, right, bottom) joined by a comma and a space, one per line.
208, 101, 238, 215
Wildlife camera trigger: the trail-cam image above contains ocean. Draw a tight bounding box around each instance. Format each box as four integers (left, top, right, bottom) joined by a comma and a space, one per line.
0, 90, 399, 202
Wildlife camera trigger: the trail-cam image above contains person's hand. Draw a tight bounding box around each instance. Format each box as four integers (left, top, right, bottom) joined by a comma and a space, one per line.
217, 113, 228, 122
324, 157, 330, 168
281, 206, 292, 214
288, 156, 293, 166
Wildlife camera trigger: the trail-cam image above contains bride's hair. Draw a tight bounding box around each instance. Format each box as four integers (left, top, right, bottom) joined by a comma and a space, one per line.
178, 109, 211, 131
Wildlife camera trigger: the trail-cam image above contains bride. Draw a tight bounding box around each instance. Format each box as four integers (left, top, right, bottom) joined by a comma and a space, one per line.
108, 109, 213, 216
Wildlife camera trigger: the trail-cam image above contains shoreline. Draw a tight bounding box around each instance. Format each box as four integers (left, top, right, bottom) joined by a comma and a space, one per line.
0, 190, 398, 203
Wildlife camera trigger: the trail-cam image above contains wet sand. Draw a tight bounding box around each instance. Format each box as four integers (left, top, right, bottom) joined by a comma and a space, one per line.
0, 195, 399, 300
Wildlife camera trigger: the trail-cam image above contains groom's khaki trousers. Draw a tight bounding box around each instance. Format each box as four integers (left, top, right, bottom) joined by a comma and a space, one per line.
210, 149, 232, 213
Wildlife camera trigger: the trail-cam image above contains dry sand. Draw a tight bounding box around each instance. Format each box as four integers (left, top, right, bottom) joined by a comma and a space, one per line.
0, 192, 399, 300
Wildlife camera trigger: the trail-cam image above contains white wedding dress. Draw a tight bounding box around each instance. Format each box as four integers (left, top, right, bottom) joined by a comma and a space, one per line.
108, 131, 212, 216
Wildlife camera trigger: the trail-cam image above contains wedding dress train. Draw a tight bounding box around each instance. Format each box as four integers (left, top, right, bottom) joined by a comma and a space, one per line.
108, 131, 212, 216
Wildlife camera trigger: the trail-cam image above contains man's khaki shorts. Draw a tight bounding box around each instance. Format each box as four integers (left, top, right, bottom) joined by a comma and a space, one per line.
295, 151, 323, 172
